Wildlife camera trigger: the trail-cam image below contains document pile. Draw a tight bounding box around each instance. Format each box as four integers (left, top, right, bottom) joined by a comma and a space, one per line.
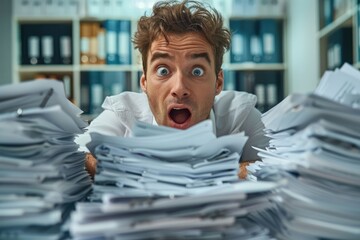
70, 180, 278, 239
247, 63, 360, 240
0, 80, 92, 240
69, 120, 280, 239
86, 120, 249, 199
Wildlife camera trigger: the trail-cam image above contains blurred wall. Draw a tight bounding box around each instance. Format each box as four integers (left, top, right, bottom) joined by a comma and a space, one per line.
0, 0, 12, 85
287, 0, 320, 94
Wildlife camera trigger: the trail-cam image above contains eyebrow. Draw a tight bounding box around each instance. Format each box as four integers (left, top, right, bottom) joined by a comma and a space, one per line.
191, 52, 211, 65
150, 52, 174, 63
150, 52, 211, 65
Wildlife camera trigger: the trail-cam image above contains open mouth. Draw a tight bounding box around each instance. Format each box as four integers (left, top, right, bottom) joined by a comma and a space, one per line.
169, 108, 191, 124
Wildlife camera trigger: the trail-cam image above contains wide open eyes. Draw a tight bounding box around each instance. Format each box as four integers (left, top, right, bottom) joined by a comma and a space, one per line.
156, 66, 170, 76
156, 66, 205, 77
192, 67, 204, 77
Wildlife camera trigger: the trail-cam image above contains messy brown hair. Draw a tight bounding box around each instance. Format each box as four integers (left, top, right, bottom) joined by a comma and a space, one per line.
133, 0, 231, 76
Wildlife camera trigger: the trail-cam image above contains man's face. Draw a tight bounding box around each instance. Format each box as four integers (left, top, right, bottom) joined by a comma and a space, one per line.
140, 33, 223, 130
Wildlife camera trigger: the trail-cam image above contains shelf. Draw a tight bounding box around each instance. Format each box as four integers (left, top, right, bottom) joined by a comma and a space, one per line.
18, 65, 74, 73
318, 8, 356, 39
80, 16, 137, 22
229, 15, 285, 20
79, 64, 141, 72
15, 17, 74, 23
223, 63, 285, 71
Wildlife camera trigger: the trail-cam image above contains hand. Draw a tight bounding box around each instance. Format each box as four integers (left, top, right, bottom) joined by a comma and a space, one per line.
85, 153, 97, 179
238, 160, 257, 179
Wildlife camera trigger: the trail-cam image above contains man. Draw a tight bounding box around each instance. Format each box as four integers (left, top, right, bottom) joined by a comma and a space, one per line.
80, 0, 269, 178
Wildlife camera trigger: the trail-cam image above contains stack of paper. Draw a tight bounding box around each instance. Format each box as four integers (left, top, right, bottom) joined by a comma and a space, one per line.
70, 181, 278, 240
247, 63, 360, 240
69, 119, 282, 239
0, 80, 92, 240
86, 120, 249, 200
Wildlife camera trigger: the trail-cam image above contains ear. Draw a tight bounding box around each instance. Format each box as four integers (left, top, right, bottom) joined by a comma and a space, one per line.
215, 69, 224, 95
140, 73, 147, 93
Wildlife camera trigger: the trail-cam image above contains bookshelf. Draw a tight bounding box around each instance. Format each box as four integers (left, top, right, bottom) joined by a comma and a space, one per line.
12, 15, 142, 120
318, 0, 359, 75
12, 0, 287, 118
223, 10, 286, 112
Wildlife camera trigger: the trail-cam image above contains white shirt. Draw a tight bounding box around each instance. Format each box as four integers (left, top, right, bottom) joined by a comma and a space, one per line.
77, 90, 269, 161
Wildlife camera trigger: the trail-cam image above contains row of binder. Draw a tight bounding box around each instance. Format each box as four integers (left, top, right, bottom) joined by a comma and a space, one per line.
20, 23, 72, 65
20, 20, 132, 66
80, 20, 132, 65
321, 0, 355, 27
224, 71, 283, 113
230, 19, 282, 64
80, 71, 130, 115
326, 27, 353, 70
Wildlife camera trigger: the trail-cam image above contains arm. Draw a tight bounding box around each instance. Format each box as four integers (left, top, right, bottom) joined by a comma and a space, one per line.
240, 108, 269, 162
78, 109, 124, 179
237, 108, 269, 179
79, 109, 124, 179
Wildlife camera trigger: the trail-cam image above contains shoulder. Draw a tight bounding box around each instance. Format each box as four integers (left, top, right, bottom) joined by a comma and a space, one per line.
213, 91, 267, 160
102, 91, 151, 117
213, 90, 260, 135
85, 92, 152, 138
214, 90, 257, 116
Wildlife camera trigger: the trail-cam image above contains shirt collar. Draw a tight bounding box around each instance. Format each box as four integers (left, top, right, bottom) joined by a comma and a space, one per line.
152, 108, 216, 135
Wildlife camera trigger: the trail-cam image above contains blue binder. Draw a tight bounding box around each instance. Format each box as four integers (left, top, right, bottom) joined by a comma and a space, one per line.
102, 71, 127, 97
40, 24, 57, 65
117, 20, 131, 65
259, 19, 282, 63
229, 20, 249, 63
235, 71, 254, 92
323, 0, 334, 27
247, 21, 262, 63
104, 20, 119, 64
254, 71, 283, 112
223, 70, 236, 90
56, 23, 73, 65
334, 27, 353, 68
80, 72, 90, 114
20, 24, 42, 65
88, 71, 103, 114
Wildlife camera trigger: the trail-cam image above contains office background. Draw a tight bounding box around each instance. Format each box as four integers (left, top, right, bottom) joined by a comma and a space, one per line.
1, 0, 355, 114
0, 2, 358, 239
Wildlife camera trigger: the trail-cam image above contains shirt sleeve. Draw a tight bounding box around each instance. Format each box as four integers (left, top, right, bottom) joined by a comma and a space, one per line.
74, 92, 152, 152
74, 109, 127, 152
239, 108, 270, 161
87, 109, 128, 136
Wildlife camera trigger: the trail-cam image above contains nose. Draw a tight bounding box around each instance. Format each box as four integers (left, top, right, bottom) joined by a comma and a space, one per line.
171, 72, 190, 99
